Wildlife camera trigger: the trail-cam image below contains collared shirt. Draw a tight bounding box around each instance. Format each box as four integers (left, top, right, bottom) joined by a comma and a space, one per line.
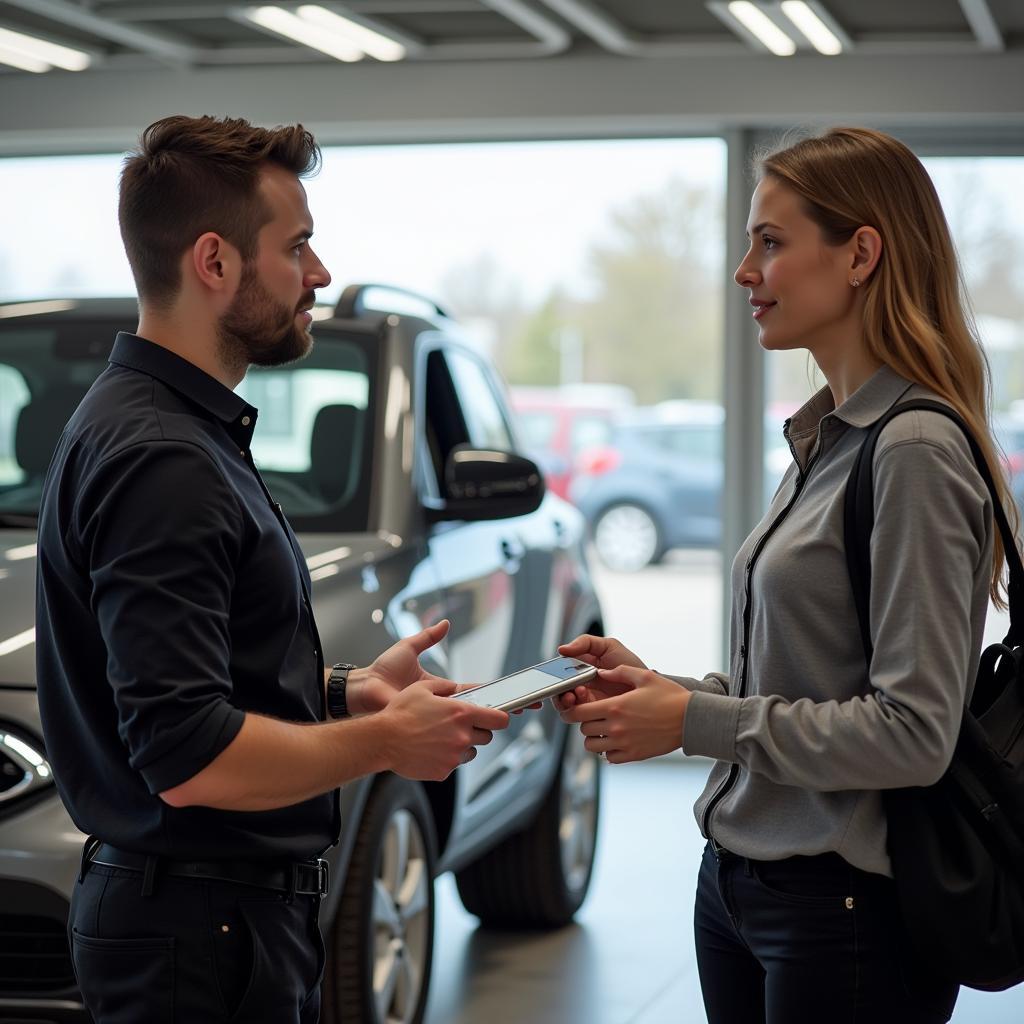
36, 333, 337, 861
679, 365, 993, 876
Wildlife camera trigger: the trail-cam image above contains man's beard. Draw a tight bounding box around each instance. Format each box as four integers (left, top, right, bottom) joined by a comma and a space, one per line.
216, 262, 314, 376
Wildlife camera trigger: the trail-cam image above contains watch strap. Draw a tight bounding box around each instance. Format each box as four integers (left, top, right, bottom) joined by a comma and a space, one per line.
327, 662, 357, 719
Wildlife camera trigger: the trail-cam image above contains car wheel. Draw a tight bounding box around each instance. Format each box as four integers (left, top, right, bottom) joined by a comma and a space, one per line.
592, 502, 663, 572
322, 775, 437, 1024
454, 725, 601, 927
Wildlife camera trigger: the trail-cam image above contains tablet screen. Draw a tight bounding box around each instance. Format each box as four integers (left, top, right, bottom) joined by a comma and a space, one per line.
456, 657, 592, 709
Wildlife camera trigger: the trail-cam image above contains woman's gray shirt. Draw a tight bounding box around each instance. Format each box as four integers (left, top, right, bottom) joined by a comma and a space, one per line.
678, 364, 994, 877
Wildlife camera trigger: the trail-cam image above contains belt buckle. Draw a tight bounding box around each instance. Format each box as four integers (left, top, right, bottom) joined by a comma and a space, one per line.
291, 859, 330, 898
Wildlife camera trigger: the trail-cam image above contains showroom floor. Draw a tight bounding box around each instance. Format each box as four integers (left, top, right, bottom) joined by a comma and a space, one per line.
424, 754, 1024, 1024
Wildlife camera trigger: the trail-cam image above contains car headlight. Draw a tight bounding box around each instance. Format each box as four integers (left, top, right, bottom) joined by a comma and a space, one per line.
0, 729, 54, 805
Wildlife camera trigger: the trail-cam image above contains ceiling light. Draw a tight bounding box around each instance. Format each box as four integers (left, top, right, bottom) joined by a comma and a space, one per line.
245, 6, 363, 62
0, 43, 48, 72
297, 6, 405, 62
727, 1, 796, 56
0, 25, 91, 71
780, 1, 842, 54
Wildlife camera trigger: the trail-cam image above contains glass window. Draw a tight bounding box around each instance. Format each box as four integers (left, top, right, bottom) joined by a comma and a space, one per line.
238, 338, 373, 525
569, 415, 614, 453
444, 349, 514, 451
515, 409, 559, 449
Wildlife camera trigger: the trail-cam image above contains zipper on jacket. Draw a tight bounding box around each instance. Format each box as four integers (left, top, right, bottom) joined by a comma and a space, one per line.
700, 438, 822, 840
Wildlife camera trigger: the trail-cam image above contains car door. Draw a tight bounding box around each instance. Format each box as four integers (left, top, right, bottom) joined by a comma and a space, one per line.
418, 342, 554, 827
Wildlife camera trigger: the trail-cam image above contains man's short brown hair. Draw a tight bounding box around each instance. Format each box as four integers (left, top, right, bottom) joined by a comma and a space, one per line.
118, 114, 321, 307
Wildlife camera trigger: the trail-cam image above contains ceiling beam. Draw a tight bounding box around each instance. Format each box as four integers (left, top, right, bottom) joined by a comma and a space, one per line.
1, 0, 199, 65
103, 1, 483, 20
540, 0, 746, 56
958, 0, 1005, 51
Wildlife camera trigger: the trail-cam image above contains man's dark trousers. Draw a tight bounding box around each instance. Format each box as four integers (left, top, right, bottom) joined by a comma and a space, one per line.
69, 861, 325, 1023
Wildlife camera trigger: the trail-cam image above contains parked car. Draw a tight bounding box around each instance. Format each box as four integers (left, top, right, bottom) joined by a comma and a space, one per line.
510, 385, 631, 501
0, 287, 604, 1024
570, 402, 794, 572
570, 402, 724, 571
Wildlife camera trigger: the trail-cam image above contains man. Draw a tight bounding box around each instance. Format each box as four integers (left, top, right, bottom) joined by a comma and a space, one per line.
35, 114, 508, 1023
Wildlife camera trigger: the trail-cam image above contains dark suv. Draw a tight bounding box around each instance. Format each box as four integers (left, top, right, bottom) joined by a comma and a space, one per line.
0, 287, 604, 1024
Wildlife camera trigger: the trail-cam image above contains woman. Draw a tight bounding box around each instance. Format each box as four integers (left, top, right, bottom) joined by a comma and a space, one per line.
557, 127, 1015, 1023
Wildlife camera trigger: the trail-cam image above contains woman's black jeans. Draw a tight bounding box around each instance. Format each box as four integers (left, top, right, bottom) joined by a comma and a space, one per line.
694, 841, 959, 1024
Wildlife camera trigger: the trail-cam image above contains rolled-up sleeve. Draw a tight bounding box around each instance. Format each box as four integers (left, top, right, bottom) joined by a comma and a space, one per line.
683, 419, 990, 791
76, 441, 247, 793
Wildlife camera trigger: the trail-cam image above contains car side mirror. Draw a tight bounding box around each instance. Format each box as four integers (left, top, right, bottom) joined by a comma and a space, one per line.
427, 446, 545, 522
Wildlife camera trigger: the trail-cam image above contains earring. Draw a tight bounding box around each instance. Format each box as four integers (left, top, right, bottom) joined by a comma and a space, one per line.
852, 278, 861, 287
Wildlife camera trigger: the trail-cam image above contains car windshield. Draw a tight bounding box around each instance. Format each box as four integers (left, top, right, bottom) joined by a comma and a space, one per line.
0, 319, 376, 532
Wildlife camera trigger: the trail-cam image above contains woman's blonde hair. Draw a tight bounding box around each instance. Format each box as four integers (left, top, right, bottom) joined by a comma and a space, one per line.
760, 126, 1016, 607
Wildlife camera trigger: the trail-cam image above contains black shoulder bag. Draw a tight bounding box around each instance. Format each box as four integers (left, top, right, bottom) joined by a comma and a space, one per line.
845, 398, 1024, 991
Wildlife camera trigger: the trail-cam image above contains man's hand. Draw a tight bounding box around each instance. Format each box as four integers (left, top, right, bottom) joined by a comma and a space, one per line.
381, 679, 510, 781
559, 665, 689, 764
554, 634, 647, 711
344, 620, 451, 715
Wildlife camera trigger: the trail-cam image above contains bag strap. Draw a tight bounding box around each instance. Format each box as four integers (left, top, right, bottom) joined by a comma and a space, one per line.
843, 398, 1024, 672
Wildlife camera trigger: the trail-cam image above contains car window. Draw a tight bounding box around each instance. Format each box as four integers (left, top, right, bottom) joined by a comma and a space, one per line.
515, 409, 559, 449
444, 349, 514, 451
0, 325, 109, 520
570, 415, 613, 453
0, 320, 376, 532
630, 424, 721, 461
237, 335, 375, 531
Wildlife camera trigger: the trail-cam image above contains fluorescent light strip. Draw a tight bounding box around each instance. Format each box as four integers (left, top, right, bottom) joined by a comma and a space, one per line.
727, 1, 796, 56
297, 6, 406, 62
780, 1, 842, 55
0, 26, 90, 71
0, 42, 49, 73
246, 6, 363, 62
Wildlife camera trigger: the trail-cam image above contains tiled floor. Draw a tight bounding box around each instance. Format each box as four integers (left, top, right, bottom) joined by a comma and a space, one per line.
425, 754, 1024, 1024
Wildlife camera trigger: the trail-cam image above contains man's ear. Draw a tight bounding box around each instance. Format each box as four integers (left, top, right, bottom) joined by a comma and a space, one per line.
190, 232, 240, 294
850, 225, 882, 284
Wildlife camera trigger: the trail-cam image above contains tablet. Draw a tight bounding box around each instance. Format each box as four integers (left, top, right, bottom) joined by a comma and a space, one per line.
452, 656, 597, 712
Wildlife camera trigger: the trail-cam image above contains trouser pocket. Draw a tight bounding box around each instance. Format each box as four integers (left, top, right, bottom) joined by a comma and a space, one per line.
71, 929, 174, 1024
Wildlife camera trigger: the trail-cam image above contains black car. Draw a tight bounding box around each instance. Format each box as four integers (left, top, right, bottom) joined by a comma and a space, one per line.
0, 287, 604, 1024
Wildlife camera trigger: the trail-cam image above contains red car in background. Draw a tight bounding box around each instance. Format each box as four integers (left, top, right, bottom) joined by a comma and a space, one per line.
510, 385, 632, 500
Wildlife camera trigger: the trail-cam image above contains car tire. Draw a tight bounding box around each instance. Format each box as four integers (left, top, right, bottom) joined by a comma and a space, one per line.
592, 502, 664, 572
322, 775, 437, 1024
454, 725, 601, 928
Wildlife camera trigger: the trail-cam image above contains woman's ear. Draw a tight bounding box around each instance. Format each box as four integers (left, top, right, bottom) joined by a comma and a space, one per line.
850, 225, 882, 285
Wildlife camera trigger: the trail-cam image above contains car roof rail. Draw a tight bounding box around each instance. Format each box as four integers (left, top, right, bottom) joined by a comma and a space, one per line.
334, 283, 452, 322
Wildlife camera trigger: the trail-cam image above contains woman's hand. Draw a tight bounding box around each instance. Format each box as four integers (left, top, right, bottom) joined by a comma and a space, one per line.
554, 635, 647, 711
344, 620, 451, 715
559, 665, 690, 764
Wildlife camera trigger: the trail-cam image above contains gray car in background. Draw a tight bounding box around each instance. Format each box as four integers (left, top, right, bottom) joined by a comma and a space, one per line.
0, 287, 604, 1024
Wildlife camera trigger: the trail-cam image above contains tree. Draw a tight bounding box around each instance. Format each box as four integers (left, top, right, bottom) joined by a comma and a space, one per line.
574, 180, 723, 402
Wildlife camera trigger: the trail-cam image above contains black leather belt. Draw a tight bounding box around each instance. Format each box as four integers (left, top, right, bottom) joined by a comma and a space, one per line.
86, 842, 329, 897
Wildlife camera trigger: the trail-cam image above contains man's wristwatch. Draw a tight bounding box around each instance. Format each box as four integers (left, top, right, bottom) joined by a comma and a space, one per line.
327, 663, 357, 719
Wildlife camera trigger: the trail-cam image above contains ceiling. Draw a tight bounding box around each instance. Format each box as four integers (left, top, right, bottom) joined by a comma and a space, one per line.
0, 0, 1019, 73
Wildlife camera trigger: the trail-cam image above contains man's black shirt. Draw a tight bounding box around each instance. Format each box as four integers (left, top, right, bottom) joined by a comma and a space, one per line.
36, 333, 338, 860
